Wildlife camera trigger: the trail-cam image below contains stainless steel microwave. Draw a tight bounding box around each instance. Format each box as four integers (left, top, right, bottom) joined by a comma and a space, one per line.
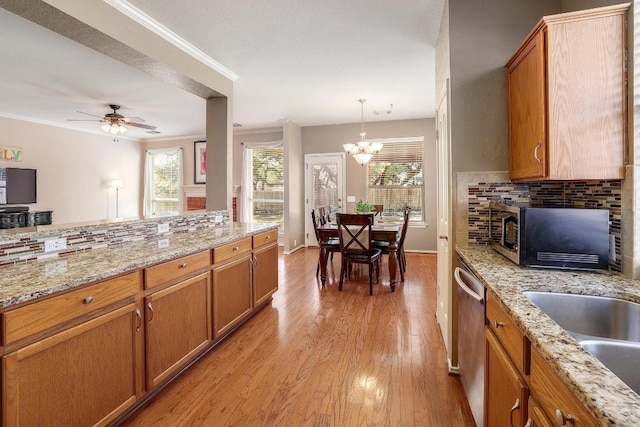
488, 202, 610, 270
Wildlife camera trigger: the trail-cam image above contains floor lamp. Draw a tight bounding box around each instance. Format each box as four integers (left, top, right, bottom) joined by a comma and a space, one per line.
110, 179, 124, 218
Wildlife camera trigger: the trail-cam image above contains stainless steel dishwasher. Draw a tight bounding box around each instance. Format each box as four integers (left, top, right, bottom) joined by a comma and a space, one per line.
455, 256, 486, 427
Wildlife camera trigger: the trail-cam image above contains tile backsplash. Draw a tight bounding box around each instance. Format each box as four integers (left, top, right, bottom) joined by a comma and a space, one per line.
0, 210, 230, 267
467, 180, 622, 272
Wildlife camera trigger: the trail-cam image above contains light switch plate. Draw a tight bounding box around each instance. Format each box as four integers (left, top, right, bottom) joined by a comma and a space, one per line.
347, 196, 356, 203
157, 223, 170, 234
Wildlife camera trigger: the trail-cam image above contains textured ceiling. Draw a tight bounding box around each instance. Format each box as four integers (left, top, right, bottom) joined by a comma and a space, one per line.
0, 0, 444, 139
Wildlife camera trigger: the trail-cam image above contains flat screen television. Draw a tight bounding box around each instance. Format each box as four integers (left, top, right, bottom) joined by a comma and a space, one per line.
0, 168, 37, 204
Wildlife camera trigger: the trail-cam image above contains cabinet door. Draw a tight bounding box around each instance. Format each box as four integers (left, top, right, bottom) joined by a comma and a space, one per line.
485, 329, 529, 427
253, 243, 278, 307
212, 254, 253, 338
526, 397, 554, 427
2, 303, 142, 427
145, 272, 211, 389
507, 30, 547, 181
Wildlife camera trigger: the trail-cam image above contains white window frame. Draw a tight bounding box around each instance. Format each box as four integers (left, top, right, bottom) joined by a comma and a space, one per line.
143, 147, 183, 218
366, 136, 426, 227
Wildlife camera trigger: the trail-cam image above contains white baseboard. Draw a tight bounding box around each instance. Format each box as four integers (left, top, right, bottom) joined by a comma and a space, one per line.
283, 244, 304, 255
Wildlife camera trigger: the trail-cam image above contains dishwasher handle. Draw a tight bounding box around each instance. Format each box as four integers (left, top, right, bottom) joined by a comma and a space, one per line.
454, 267, 484, 304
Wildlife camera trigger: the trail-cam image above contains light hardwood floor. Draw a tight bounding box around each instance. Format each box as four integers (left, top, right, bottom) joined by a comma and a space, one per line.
122, 248, 475, 426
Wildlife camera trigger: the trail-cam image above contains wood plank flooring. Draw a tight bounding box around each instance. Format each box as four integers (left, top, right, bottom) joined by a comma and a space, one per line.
121, 248, 475, 426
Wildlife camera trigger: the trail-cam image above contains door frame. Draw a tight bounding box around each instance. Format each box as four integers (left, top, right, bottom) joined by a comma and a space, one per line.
436, 78, 456, 371
304, 153, 346, 247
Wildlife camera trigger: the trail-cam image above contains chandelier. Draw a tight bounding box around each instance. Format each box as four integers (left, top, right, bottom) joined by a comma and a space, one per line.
343, 99, 382, 165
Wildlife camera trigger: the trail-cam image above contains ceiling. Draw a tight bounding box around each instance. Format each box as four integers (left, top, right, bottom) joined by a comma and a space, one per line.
0, 0, 444, 140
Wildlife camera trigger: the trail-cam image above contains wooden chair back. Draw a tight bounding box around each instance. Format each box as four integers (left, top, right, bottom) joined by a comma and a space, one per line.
398, 207, 411, 248
336, 213, 374, 256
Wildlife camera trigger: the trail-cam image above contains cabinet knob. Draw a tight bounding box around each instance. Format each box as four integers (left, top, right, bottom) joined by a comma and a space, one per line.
493, 320, 505, 328
233, 246, 240, 251
135, 308, 142, 332
555, 409, 575, 425
83, 296, 94, 304
180, 263, 188, 268
147, 302, 154, 323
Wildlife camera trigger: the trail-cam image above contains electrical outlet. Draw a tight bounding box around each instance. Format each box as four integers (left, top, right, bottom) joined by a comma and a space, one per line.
214, 215, 223, 223
158, 239, 169, 249
347, 196, 356, 203
44, 238, 67, 253
157, 223, 170, 234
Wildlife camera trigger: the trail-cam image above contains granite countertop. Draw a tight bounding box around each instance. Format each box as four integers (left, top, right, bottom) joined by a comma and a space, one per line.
457, 246, 640, 426
0, 222, 277, 309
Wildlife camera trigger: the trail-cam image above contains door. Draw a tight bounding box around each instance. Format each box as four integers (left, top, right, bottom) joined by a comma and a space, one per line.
2, 303, 141, 427
436, 80, 454, 365
145, 272, 211, 389
212, 254, 253, 338
304, 153, 346, 246
253, 242, 279, 306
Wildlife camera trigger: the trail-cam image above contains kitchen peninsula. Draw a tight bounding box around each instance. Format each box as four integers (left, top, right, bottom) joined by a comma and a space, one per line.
458, 246, 640, 426
0, 212, 278, 426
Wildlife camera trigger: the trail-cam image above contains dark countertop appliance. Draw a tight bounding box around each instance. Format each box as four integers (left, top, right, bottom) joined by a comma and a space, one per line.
489, 202, 610, 270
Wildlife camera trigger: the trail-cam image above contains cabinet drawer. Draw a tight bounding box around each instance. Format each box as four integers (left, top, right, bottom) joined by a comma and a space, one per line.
213, 237, 252, 264
253, 229, 277, 248
145, 251, 210, 289
2, 271, 140, 345
486, 291, 528, 375
531, 347, 597, 427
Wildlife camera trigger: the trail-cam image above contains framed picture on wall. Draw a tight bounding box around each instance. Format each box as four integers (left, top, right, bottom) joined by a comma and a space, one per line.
194, 140, 206, 184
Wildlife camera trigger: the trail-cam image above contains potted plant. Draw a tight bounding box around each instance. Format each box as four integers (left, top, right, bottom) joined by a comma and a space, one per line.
355, 200, 375, 214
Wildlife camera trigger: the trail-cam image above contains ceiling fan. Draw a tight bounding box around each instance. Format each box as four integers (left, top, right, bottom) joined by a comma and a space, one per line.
68, 104, 157, 134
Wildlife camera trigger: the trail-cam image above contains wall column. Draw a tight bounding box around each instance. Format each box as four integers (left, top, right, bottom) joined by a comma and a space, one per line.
206, 96, 233, 210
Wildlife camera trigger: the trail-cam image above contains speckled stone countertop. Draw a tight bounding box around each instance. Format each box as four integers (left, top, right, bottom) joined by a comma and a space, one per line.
457, 245, 640, 427
0, 222, 276, 309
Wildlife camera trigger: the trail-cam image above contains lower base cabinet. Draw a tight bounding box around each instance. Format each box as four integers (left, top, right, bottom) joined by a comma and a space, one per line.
212, 254, 253, 338
485, 329, 528, 427
2, 303, 141, 427
253, 242, 279, 306
145, 272, 212, 389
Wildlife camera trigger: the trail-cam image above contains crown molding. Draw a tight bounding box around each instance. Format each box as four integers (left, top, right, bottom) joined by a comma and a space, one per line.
104, 0, 239, 82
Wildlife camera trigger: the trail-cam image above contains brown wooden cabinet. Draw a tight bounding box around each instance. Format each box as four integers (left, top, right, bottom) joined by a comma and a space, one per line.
485, 329, 528, 427
253, 230, 279, 307
212, 249, 253, 338
526, 397, 554, 427
144, 271, 212, 389
506, 5, 628, 181
530, 347, 598, 427
2, 303, 142, 427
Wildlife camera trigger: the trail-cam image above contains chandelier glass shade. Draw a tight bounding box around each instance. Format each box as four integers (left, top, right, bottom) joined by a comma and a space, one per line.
101, 122, 127, 135
343, 99, 382, 165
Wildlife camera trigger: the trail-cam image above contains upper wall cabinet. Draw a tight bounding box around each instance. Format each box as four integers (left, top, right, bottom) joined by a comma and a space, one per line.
505, 4, 629, 182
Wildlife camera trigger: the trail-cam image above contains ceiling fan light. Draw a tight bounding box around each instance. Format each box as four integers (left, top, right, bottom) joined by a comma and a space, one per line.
118, 125, 127, 134
101, 123, 112, 133
109, 124, 121, 134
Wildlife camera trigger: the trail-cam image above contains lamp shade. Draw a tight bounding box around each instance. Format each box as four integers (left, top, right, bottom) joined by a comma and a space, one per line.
110, 179, 124, 189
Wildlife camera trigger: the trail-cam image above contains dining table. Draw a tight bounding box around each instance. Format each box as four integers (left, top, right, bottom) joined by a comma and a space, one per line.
316, 222, 401, 291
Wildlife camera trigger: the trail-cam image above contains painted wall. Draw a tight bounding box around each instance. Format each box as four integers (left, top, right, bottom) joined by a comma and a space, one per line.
0, 116, 142, 224
302, 118, 437, 252
142, 136, 204, 187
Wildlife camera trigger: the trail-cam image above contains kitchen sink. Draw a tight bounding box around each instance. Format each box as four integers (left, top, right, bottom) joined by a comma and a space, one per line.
523, 291, 640, 394
580, 340, 640, 395
522, 291, 640, 342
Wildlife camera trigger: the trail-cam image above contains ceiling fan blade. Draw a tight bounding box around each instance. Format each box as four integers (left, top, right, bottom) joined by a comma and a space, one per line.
123, 117, 145, 122
67, 119, 101, 122
75, 111, 105, 119
126, 122, 157, 130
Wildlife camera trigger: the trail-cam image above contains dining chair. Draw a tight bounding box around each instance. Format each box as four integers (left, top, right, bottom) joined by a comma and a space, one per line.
373, 204, 384, 218
373, 207, 411, 281
336, 213, 382, 295
312, 208, 340, 277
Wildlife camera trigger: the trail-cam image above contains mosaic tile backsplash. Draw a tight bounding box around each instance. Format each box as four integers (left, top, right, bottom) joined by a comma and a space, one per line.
468, 180, 622, 272
0, 210, 230, 267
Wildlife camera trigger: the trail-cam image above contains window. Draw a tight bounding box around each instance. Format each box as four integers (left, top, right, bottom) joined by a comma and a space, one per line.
367, 137, 425, 222
144, 148, 183, 217
241, 142, 284, 231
